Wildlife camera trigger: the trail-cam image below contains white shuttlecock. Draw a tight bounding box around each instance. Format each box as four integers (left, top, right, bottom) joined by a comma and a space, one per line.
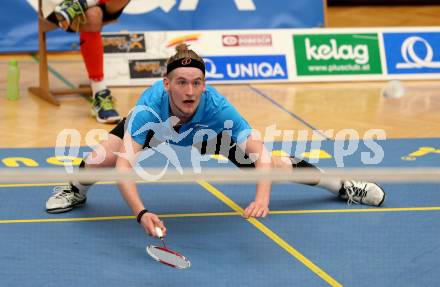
382, 80, 405, 99
155, 226, 163, 238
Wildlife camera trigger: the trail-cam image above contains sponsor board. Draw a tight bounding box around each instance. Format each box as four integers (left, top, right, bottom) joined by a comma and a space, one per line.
129, 59, 167, 79
293, 33, 382, 76
13, 0, 324, 52
222, 34, 272, 47
102, 33, 146, 53
204, 55, 288, 81
102, 28, 440, 86
383, 32, 440, 74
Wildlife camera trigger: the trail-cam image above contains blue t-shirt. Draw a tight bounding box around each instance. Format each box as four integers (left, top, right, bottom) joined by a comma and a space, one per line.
127, 80, 252, 147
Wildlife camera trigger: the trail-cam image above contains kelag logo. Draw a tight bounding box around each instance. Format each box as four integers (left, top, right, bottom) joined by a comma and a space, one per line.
383, 32, 440, 74
103, 33, 146, 53
293, 34, 382, 76
204, 55, 287, 81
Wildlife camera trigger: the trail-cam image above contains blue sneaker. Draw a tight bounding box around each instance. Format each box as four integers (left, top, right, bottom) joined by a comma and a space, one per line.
91, 89, 122, 124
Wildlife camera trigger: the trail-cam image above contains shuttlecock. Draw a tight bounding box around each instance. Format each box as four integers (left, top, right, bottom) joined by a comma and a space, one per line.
382, 80, 405, 99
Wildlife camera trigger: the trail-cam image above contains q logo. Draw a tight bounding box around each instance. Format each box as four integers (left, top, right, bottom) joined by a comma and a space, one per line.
204, 58, 225, 79
396, 36, 440, 69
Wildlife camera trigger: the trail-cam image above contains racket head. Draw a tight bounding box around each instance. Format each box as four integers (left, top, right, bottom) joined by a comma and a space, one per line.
146, 245, 191, 269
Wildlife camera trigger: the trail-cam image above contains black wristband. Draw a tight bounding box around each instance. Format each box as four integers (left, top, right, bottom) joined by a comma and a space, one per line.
136, 209, 149, 224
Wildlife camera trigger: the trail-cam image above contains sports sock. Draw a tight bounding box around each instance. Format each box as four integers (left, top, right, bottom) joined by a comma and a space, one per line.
80, 31, 104, 81
90, 79, 107, 96
80, 31, 107, 97
290, 157, 342, 195
70, 160, 94, 194
86, 0, 100, 7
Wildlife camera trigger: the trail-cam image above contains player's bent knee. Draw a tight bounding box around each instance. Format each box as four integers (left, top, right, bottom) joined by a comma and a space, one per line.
79, 7, 104, 31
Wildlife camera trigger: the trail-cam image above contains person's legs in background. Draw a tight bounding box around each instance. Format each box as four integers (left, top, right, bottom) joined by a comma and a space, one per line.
54, 0, 131, 123
79, 7, 121, 124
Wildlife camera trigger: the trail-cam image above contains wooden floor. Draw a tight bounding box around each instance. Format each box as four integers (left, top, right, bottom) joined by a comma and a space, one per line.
1, 5, 440, 148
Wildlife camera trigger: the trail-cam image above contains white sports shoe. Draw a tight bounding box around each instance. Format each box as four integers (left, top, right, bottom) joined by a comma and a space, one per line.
340, 180, 385, 206
46, 185, 87, 213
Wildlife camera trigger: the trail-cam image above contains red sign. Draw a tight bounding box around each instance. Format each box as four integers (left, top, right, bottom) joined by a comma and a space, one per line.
222, 34, 272, 47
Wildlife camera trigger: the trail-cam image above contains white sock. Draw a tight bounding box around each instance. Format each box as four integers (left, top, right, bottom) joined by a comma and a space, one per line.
86, 0, 99, 8
316, 178, 343, 195
313, 166, 343, 195
90, 79, 107, 97
71, 180, 93, 195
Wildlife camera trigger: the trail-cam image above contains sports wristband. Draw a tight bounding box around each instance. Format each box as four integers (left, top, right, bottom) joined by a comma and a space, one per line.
136, 209, 149, 224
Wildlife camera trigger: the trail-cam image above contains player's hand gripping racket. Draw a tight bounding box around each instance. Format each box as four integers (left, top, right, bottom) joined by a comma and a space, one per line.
146, 227, 191, 269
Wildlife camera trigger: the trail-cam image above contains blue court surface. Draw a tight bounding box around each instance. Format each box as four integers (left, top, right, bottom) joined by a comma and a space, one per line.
1, 138, 439, 287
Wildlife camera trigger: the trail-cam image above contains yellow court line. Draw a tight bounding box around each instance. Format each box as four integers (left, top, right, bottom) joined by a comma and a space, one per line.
0, 216, 135, 224
0, 182, 117, 188
270, 206, 440, 214
0, 182, 68, 188
1, 207, 439, 225
160, 211, 239, 218
196, 180, 343, 287
0, 180, 192, 188
0, 212, 239, 224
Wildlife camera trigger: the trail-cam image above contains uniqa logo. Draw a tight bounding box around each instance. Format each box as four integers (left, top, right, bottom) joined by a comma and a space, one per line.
226, 62, 286, 78
305, 38, 369, 65
204, 58, 225, 79
396, 36, 440, 69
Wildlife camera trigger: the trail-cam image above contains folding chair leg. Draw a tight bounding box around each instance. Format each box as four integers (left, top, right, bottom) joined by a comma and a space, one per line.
28, 0, 92, 106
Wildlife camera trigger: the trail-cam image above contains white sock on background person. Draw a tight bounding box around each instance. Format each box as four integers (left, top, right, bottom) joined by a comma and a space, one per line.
90, 79, 107, 96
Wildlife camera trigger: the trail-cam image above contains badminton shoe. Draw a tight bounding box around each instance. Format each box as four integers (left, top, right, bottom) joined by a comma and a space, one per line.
54, 0, 88, 30
91, 89, 122, 124
339, 180, 385, 206
46, 185, 87, 213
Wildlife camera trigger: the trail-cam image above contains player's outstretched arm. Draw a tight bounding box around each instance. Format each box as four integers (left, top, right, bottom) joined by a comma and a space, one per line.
240, 132, 273, 219
116, 133, 167, 237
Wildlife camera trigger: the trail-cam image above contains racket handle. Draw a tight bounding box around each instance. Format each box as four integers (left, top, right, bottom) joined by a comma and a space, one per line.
155, 226, 163, 238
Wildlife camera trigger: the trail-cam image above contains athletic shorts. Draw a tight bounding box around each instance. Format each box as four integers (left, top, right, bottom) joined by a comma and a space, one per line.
109, 118, 256, 168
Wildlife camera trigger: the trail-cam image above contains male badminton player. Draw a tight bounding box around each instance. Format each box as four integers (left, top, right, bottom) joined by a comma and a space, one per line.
43, 0, 128, 123
46, 44, 385, 237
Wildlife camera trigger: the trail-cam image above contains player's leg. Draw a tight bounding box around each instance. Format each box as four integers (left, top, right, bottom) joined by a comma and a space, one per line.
46, 120, 125, 213
203, 133, 385, 206
271, 155, 385, 206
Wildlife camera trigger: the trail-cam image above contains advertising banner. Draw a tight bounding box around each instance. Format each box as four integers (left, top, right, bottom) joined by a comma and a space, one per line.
102, 28, 440, 85
0, 0, 325, 52
293, 33, 382, 76
103, 29, 294, 85
383, 32, 440, 75
204, 55, 288, 81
